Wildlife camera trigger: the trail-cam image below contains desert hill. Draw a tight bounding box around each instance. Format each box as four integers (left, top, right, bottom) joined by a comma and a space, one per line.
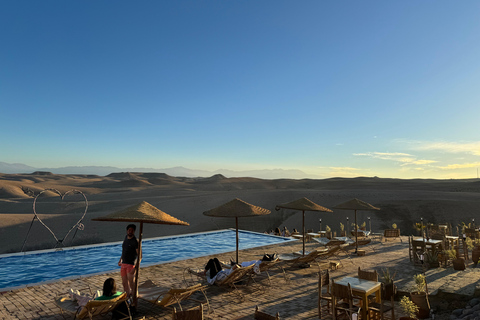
1, 172, 479, 254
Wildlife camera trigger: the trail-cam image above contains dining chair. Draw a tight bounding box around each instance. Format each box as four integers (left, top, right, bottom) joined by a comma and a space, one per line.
318, 269, 332, 319
331, 280, 361, 320
368, 280, 396, 320
357, 267, 378, 303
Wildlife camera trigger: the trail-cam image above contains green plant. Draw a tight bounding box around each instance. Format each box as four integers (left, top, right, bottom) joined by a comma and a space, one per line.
360, 221, 366, 229
381, 268, 396, 284
339, 222, 344, 231
413, 274, 426, 293
400, 296, 419, 319
443, 249, 457, 261
459, 221, 473, 233
392, 223, 397, 229
325, 225, 331, 232
414, 222, 425, 231
424, 251, 438, 264
465, 237, 480, 250
351, 223, 359, 229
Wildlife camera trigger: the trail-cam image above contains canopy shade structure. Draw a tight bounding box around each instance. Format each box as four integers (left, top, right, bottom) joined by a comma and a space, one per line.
92, 201, 189, 305
333, 198, 380, 253
275, 197, 332, 256
203, 198, 270, 263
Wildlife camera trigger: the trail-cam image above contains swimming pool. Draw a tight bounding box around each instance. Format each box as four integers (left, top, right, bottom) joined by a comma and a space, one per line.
0, 229, 294, 290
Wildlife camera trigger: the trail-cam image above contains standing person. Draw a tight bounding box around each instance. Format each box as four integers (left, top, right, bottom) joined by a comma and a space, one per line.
118, 224, 139, 303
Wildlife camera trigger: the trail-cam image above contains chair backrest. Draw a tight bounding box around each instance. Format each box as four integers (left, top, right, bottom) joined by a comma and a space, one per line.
358, 267, 378, 282
77, 293, 128, 319
384, 229, 400, 237
254, 305, 280, 320
172, 304, 203, 320
319, 269, 330, 288
331, 280, 353, 302
259, 259, 280, 272
217, 264, 254, 286
298, 250, 319, 263
159, 284, 203, 307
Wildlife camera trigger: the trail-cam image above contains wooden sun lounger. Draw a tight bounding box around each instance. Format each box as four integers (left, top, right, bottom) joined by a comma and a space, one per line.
55, 292, 131, 320
138, 280, 209, 312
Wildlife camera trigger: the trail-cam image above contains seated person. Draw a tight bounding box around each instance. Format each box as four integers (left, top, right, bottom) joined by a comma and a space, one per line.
95, 278, 123, 300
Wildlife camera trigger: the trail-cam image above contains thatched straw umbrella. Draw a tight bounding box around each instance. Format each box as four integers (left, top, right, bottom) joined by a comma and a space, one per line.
92, 201, 189, 304
203, 198, 270, 263
333, 198, 379, 253
275, 197, 332, 256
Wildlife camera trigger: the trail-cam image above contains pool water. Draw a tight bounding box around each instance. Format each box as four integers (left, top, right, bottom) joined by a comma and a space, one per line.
0, 229, 293, 290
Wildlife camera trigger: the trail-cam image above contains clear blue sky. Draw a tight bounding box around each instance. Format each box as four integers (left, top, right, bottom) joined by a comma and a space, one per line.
2, 1, 480, 179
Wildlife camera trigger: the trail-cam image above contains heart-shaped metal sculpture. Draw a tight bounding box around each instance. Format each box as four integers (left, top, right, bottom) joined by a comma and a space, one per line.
22, 188, 88, 251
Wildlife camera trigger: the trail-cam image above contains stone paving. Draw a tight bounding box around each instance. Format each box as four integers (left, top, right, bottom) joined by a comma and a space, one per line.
1, 236, 479, 320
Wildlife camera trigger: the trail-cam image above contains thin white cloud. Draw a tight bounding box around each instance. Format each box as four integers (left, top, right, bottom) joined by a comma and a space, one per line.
408, 140, 480, 156
354, 152, 437, 166
329, 166, 363, 177
437, 162, 480, 170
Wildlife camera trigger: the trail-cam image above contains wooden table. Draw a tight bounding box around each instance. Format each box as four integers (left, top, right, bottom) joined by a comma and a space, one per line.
334, 276, 381, 320
445, 235, 459, 249
412, 237, 443, 262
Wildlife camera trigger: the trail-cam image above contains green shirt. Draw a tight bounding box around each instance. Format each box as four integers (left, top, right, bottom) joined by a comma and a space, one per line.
95, 291, 123, 300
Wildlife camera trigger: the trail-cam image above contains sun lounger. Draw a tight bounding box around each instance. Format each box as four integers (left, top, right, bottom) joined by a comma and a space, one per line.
55, 292, 131, 320
278, 249, 326, 270
185, 264, 258, 300
138, 280, 209, 312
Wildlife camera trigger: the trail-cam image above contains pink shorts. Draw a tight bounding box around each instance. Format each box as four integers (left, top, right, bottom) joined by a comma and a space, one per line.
120, 263, 135, 277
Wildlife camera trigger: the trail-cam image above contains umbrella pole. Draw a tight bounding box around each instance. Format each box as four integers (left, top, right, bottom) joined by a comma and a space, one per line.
302, 210, 306, 256
236, 217, 239, 264
354, 210, 358, 254
133, 222, 143, 306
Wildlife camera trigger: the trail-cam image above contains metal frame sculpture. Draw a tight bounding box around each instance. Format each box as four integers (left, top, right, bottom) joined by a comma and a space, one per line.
21, 188, 88, 252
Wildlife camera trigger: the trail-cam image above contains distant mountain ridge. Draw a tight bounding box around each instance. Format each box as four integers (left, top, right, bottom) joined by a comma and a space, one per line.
0, 161, 311, 179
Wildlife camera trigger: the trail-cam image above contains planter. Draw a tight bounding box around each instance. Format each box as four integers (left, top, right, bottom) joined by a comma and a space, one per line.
410, 292, 430, 319
428, 261, 440, 269
453, 258, 466, 270
472, 246, 480, 265
385, 282, 397, 299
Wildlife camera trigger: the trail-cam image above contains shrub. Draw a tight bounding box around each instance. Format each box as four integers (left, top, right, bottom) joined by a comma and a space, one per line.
400, 296, 419, 319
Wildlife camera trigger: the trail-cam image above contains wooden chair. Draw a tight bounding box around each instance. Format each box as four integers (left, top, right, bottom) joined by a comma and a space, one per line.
318, 269, 332, 319
368, 281, 396, 320
358, 267, 378, 303
383, 229, 402, 242
172, 304, 203, 320
358, 267, 378, 281
331, 280, 361, 320
55, 292, 131, 320
254, 305, 280, 320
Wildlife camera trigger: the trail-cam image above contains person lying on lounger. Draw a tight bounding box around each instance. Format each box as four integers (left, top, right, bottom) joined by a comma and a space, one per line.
203, 258, 260, 285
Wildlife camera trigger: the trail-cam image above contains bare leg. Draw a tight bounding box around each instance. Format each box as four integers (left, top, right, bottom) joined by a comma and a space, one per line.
127, 270, 136, 304
121, 274, 131, 297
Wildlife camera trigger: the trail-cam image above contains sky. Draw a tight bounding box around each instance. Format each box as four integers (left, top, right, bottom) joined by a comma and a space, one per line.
1, 1, 480, 179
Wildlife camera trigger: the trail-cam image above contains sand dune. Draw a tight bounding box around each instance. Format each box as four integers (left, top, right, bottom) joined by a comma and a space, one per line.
1, 172, 480, 254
